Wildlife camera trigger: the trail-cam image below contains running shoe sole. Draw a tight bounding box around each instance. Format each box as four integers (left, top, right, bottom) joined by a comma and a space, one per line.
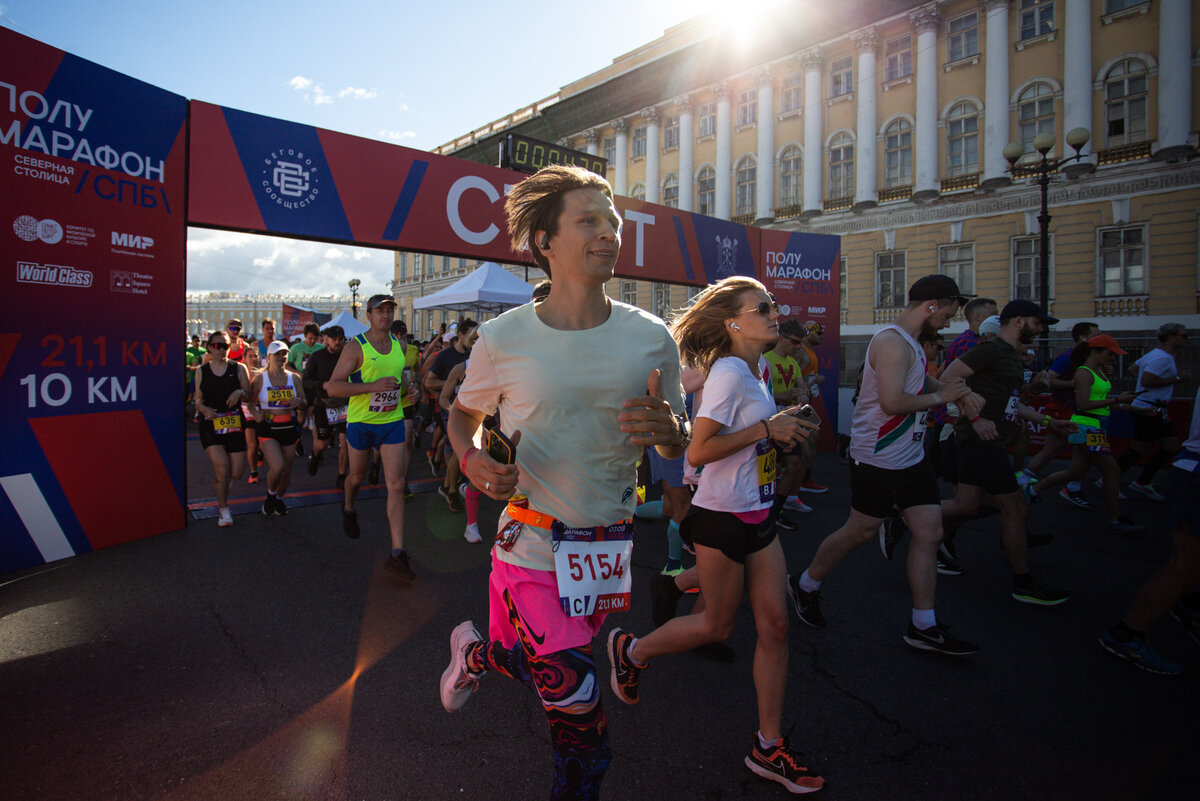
440, 621, 483, 712
744, 753, 824, 794
1012, 589, 1070, 606
606, 628, 641, 705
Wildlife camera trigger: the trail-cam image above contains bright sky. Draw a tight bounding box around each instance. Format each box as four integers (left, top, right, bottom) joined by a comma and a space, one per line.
1, 0, 742, 298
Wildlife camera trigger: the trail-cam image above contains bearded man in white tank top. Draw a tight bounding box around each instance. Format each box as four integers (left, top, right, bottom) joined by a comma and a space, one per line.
788, 275, 985, 656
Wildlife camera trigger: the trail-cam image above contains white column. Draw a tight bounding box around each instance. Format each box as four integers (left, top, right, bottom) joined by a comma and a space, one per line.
584, 128, 600, 156
852, 28, 878, 209
981, 0, 1011, 189
714, 82, 732, 219
801, 48, 824, 218
643, 107, 661, 203
911, 5, 940, 201
755, 67, 775, 222
677, 96, 695, 212
1156, 0, 1195, 160
1062, 0, 1092, 164
613, 118, 629, 195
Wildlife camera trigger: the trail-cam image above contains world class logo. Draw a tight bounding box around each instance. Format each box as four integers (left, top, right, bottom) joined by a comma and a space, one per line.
260, 148, 321, 210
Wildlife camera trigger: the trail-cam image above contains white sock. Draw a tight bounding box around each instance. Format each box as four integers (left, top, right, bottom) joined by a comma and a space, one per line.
912, 608, 937, 630
1067, 480, 1081, 493
799, 570, 821, 593
627, 636, 647, 668
757, 730, 777, 749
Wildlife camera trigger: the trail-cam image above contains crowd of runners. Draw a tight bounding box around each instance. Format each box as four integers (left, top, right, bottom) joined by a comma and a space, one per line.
186, 165, 1196, 798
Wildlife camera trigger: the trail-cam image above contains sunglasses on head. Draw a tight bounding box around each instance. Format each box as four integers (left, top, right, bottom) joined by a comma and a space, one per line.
209, 341, 229, 350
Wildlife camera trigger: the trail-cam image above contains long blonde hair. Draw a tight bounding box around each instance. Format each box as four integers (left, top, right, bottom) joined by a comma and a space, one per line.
670, 276, 768, 372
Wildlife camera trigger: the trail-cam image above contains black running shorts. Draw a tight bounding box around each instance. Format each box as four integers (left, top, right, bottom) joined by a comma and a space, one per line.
849, 457, 942, 519
680, 504, 776, 565
955, 439, 1019, 496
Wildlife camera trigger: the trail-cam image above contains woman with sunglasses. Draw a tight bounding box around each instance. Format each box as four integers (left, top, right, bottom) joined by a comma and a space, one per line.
194, 330, 253, 527
607, 276, 823, 795
248, 340, 307, 516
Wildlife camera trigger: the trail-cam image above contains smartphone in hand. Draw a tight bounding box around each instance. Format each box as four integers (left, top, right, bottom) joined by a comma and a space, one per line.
793, 405, 820, 425
485, 427, 516, 464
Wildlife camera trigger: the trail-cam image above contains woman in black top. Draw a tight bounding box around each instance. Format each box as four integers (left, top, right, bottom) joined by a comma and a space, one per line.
195, 330, 253, 527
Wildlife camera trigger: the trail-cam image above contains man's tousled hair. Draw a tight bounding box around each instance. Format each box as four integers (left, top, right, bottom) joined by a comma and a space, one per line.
504, 165, 613, 278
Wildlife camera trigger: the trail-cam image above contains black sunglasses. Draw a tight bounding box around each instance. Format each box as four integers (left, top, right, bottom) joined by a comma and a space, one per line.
209, 342, 229, 350
736, 299, 780, 317
228, 325, 241, 332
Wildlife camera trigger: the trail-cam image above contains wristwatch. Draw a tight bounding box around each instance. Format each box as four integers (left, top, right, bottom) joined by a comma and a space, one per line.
667, 413, 692, 448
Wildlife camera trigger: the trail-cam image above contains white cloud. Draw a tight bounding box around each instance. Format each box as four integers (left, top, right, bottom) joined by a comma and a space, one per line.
311, 85, 333, 105
338, 86, 379, 101
287, 75, 312, 91
324, 247, 347, 260
377, 129, 417, 142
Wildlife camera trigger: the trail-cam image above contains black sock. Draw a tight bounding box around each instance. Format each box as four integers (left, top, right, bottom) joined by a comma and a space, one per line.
1013, 572, 1032, 587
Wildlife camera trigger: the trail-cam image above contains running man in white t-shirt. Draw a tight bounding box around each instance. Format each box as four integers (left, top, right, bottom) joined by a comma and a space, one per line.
1117, 322, 1190, 499
438, 165, 688, 801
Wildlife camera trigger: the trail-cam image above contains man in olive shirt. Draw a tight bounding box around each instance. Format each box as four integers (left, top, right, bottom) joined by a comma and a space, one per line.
939, 300, 1075, 606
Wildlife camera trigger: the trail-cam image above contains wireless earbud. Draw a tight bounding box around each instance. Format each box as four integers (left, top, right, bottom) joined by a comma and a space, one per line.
540, 235, 550, 249
729, 322, 741, 331
928, 305, 935, 314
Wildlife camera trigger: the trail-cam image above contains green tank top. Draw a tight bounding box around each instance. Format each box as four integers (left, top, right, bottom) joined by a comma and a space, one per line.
348, 333, 407, 424
1069, 365, 1111, 426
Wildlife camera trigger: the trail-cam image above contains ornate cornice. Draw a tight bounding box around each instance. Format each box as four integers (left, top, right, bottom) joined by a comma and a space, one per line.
585, 128, 601, 146
909, 4, 941, 34
799, 47, 824, 72
641, 106, 661, 125
674, 94, 694, 114
754, 66, 772, 88
711, 81, 730, 101
612, 118, 629, 134
851, 28, 878, 54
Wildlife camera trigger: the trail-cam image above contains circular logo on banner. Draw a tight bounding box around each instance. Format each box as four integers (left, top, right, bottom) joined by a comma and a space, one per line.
13, 215, 38, 241
780, 304, 792, 316
38, 219, 63, 244
259, 148, 320, 209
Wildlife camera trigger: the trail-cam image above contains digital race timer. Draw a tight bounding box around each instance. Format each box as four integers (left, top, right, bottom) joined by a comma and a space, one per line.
499, 132, 608, 177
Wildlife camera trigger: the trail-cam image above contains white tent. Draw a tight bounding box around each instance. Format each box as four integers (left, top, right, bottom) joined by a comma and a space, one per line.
412, 262, 533, 314
320, 309, 368, 338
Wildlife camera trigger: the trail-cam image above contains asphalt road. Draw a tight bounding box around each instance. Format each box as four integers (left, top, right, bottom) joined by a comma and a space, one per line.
1, 430, 1195, 801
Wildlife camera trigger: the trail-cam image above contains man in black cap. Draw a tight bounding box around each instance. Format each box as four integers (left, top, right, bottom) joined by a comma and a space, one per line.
788, 274, 983, 655
938, 299, 1076, 606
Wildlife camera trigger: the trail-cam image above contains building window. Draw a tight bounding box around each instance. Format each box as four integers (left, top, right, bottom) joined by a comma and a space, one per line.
830, 56, 853, 98
662, 173, 679, 208
697, 166, 716, 215
885, 35, 913, 82
632, 126, 647, 158
397, 254, 408, 281
664, 115, 680, 149
603, 136, 615, 164
441, 255, 451, 275
839, 256, 848, 312
630, 183, 646, 202
735, 157, 757, 216
1104, 59, 1148, 146
698, 103, 716, 138
781, 73, 803, 113
946, 102, 979, 176
828, 133, 854, 199
736, 89, 757, 126
621, 280, 637, 306
779, 145, 802, 206
1020, 0, 1054, 40
653, 283, 672, 319
947, 11, 979, 62
884, 119, 913, 188
939, 244, 976, 294
1099, 226, 1146, 296
1012, 237, 1053, 302
1018, 83, 1056, 155
876, 252, 907, 309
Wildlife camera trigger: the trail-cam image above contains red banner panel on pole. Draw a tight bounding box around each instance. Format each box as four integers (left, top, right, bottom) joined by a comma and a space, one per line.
0, 29, 188, 573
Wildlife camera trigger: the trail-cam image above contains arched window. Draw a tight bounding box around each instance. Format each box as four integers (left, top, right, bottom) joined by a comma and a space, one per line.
1018, 83, 1055, 154
630, 183, 646, 202
946, 102, 979, 176
1105, 59, 1148, 145
779, 145, 802, 206
884, 119, 913, 188
734, 156, 756, 216
662, 173, 679, 208
828, 133, 854, 199
697, 166, 716, 215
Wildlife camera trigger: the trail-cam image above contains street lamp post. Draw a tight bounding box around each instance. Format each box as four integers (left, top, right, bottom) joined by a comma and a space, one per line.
348, 278, 361, 318
1002, 127, 1091, 366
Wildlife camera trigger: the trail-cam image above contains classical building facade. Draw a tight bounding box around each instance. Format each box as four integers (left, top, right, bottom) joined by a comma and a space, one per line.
432, 0, 1198, 380
185, 293, 354, 338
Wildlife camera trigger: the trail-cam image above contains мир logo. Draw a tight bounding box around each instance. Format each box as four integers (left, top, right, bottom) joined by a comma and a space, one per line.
260, 148, 321, 209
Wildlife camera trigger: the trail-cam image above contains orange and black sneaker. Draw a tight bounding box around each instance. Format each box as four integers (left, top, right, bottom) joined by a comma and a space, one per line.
745, 734, 824, 794
606, 628, 643, 705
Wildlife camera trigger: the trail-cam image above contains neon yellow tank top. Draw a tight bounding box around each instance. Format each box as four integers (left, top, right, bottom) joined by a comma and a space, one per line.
1070, 365, 1111, 426
348, 333, 407, 424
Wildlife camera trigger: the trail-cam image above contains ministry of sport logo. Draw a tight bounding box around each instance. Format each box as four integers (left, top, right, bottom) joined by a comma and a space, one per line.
260, 148, 321, 209
13, 215, 63, 244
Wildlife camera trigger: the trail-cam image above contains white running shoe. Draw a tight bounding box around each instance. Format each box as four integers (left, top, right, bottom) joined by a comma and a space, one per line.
784, 496, 814, 513
464, 523, 482, 543
1127, 481, 1165, 502
217, 508, 233, 527
440, 621, 484, 713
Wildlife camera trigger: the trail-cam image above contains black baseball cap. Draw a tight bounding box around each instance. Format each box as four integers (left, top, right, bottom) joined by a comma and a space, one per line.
366, 294, 397, 311
1000, 299, 1059, 325
908, 274, 972, 304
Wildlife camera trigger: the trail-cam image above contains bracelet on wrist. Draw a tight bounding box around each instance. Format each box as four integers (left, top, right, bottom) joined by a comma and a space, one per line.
460, 446, 478, 474
1042, 415, 1052, 426
761, 419, 771, 439
970, 415, 982, 424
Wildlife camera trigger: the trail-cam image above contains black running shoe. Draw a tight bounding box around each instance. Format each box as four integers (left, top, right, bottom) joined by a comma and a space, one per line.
936, 541, 963, 575
786, 575, 825, 628
606, 628, 643, 705
343, 508, 360, 539
879, 517, 905, 560
295, 439, 304, 456
384, 551, 415, 580
745, 734, 824, 794
650, 572, 684, 628
262, 496, 274, 516
306, 453, 320, 476
903, 622, 978, 656
1012, 575, 1070, 606
273, 496, 287, 516
775, 513, 798, 531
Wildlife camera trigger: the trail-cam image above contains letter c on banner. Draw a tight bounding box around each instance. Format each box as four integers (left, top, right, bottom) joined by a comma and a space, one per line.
447, 175, 500, 246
